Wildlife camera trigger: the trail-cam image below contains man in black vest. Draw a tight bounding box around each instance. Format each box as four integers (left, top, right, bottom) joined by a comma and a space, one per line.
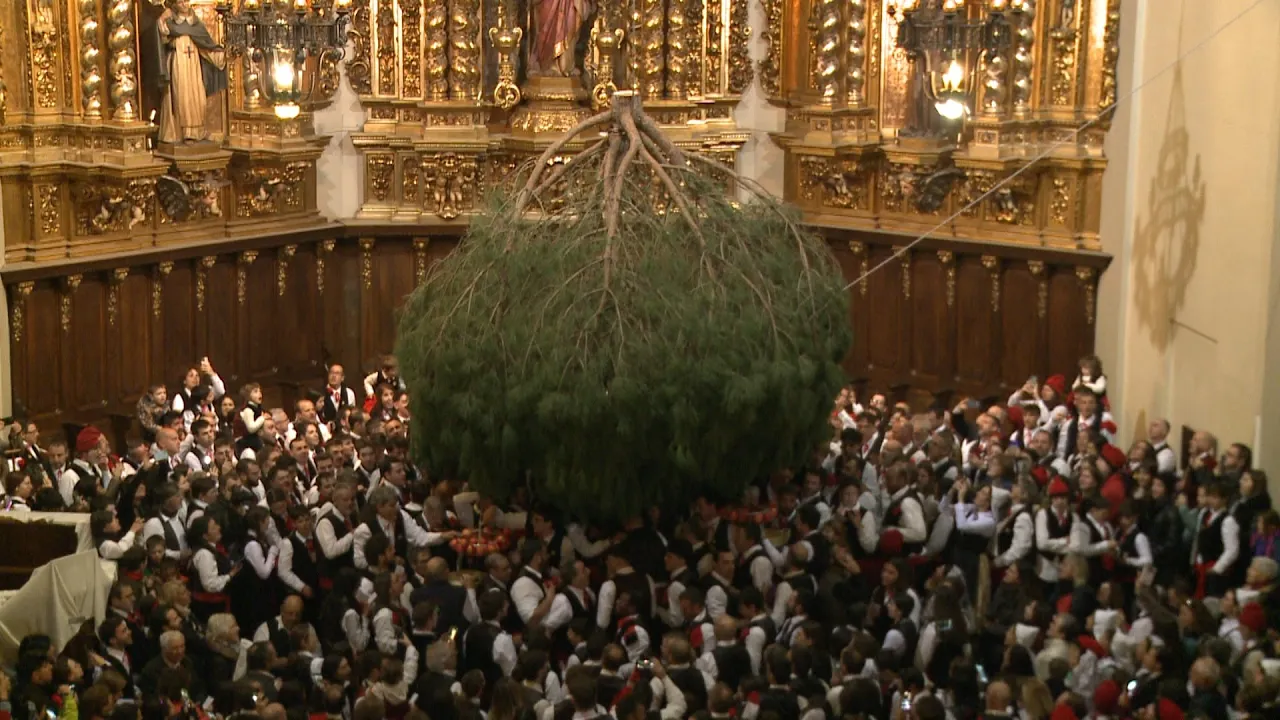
316, 484, 357, 591
658, 539, 698, 631
511, 538, 557, 629
759, 646, 800, 720
1193, 481, 1241, 598
278, 506, 321, 619
252, 595, 305, 660
544, 559, 595, 665
731, 524, 774, 597
697, 616, 750, 693
142, 483, 188, 561
461, 589, 517, 706
661, 633, 710, 715
599, 550, 654, 632
410, 557, 470, 635
736, 588, 775, 676
319, 364, 357, 425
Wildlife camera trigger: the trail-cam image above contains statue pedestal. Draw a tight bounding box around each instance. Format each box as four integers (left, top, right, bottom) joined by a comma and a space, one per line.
955, 116, 1035, 162
508, 76, 593, 145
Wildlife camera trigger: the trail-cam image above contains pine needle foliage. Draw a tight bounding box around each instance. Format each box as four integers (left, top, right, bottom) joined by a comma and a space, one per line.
396, 94, 851, 521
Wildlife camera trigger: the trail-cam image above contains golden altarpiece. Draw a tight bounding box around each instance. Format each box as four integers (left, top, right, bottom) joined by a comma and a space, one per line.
0, 0, 1119, 262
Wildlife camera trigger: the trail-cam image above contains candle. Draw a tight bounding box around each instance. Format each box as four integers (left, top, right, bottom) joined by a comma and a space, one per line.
943, 0, 957, 10
990, 0, 1006, 9
293, 0, 306, 9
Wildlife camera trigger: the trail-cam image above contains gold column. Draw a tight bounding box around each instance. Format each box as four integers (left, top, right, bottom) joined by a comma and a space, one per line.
105, 0, 138, 121
847, 0, 868, 107
401, 0, 424, 99
29, 0, 62, 112
424, 0, 446, 99
1012, 0, 1036, 116
447, 0, 482, 101
667, 0, 688, 99
79, 0, 104, 120
810, 0, 841, 103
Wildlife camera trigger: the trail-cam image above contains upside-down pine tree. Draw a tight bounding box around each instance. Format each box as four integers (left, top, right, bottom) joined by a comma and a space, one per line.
396, 92, 852, 521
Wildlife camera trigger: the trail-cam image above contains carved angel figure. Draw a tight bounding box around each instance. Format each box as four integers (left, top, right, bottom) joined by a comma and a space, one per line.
157, 171, 228, 222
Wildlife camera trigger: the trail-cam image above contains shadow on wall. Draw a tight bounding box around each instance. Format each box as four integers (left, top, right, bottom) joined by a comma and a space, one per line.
1129, 57, 1207, 354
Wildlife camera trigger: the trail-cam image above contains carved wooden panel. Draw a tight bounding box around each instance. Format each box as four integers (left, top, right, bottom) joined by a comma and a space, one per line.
4, 228, 1107, 443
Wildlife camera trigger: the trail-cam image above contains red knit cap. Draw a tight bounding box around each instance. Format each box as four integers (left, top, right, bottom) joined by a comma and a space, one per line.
1157, 698, 1185, 720
1240, 602, 1267, 633
1045, 375, 1067, 397
1031, 466, 1049, 487
1099, 443, 1126, 471
76, 426, 103, 454
1049, 704, 1077, 720
1048, 477, 1071, 497
878, 529, 904, 555
1093, 680, 1120, 714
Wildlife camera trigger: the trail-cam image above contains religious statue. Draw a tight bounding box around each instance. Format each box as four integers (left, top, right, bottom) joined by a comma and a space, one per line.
156, 0, 227, 144
530, 0, 592, 76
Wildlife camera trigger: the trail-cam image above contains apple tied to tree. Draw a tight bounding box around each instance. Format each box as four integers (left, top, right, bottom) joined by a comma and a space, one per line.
449, 527, 517, 557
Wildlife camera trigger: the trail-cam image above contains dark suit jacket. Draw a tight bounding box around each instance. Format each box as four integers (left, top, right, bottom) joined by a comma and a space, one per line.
410, 580, 468, 634
138, 656, 206, 703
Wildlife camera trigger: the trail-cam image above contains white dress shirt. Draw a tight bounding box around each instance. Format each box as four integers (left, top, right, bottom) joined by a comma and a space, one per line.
993, 505, 1035, 568
352, 511, 430, 568
511, 568, 548, 625
143, 513, 189, 559
595, 569, 657, 630
98, 531, 138, 560
191, 547, 233, 593
704, 577, 731, 621
243, 535, 279, 580
545, 586, 593, 633
277, 533, 312, 593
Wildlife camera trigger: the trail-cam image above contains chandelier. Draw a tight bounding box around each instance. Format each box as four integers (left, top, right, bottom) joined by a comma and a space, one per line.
215, 0, 352, 120
891, 0, 1021, 124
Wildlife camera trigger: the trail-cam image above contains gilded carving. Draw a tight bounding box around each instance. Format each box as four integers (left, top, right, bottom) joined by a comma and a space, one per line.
1013, 0, 1036, 114
0, 20, 7, 124
667, 0, 689, 99
981, 255, 1001, 312
32, 0, 59, 109
105, 269, 128, 327
800, 156, 869, 210
1100, 0, 1121, 110
360, 238, 376, 290
848, 241, 868, 296
590, 26, 624, 110
490, 6, 523, 109
1028, 260, 1047, 319
959, 170, 995, 218
401, 0, 424, 98
848, 0, 868, 106
376, 0, 397, 95
706, 0, 724, 94
1050, 176, 1071, 226
277, 245, 296, 297
316, 240, 335, 295
629, 0, 664, 98
403, 157, 421, 204
895, 246, 911, 299
235, 163, 305, 218
422, 152, 479, 220
1049, 17, 1077, 107
413, 238, 430, 285
10, 283, 34, 344
195, 256, 216, 311
726, 0, 751, 93
758, 0, 782, 97
937, 251, 955, 307
38, 184, 61, 236
237, 250, 258, 306
423, 0, 446, 99
810, 0, 840, 103
448, 0, 481, 100
152, 262, 173, 319
157, 170, 226, 223
1076, 266, 1096, 325
346, 0, 372, 94
367, 155, 395, 204
80, 0, 104, 119
992, 181, 1037, 226
106, 0, 138, 120
60, 275, 82, 333
882, 164, 962, 215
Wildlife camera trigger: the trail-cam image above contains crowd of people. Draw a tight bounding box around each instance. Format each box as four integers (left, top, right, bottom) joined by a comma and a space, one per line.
1, 352, 1279, 720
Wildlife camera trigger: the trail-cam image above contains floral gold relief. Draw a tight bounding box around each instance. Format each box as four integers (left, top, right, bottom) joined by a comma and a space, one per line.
413, 238, 430, 285
316, 241, 335, 296
937, 251, 955, 308
107, 269, 129, 327
1100, 0, 1121, 111
375, 0, 397, 96
848, 241, 868, 297
152, 262, 173, 319
705, 0, 725, 94
237, 251, 258, 306
758, 0, 782, 98
1076, 266, 1096, 325
195, 256, 216, 311
981, 256, 1001, 313
447, 0, 481, 101
10, 283, 34, 344
31, 0, 59, 109
400, 0, 424, 98
277, 245, 296, 297
666, 0, 689, 99
38, 185, 61, 236
360, 238, 376, 290
726, 0, 750, 94
60, 274, 82, 333
1028, 260, 1047, 319
347, 0, 372, 94
367, 155, 395, 203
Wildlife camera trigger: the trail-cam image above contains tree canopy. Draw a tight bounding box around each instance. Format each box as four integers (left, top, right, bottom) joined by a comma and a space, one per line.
397, 93, 852, 521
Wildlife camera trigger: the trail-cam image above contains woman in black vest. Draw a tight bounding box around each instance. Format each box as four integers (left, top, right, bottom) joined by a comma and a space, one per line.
236, 383, 266, 456
187, 515, 241, 622
233, 507, 279, 633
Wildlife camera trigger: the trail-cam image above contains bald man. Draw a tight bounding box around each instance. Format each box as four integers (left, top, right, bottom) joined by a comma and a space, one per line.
409, 556, 470, 634
254, 595, 306, 659
694, 616, 752, 693
983, 680, 1013, 718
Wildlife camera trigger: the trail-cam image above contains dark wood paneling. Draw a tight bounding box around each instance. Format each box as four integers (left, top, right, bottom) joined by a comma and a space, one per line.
909, 252, 950, 388
5, 226, 1109, 441
953, 256, 997, 390
1000, 262, 1043, 388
